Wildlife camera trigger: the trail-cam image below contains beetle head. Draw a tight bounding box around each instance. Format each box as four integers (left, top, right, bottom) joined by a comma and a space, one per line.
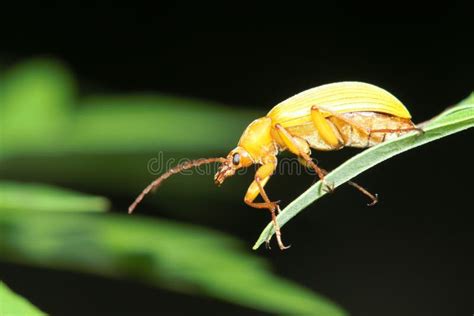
214, 146, 253, 186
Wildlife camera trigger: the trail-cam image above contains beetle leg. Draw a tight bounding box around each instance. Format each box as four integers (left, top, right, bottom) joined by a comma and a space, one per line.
311, 105, 370, 135
313, 105, 379, 204
368, 127, 423, 137
347, 181, 379, 206
312, 105, 421, 140
244, 163, 290, 250
276, 122, 378, 205
318, 167, 378, 206
275, 123, 330, 191
255, 178, 289, 250
310, 105, 345, 148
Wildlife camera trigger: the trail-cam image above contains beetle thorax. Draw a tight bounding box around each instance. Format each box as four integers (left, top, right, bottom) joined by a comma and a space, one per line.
238, 117, 278, 164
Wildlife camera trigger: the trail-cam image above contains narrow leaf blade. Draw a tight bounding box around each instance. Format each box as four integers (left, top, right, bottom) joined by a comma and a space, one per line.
0, 281, 45, 316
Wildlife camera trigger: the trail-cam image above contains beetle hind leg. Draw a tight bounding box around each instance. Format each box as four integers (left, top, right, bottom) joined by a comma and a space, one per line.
368, 126, 423, 138
347, 181, 378, 206
312, 105, 422, 146
317, 166, 379, 206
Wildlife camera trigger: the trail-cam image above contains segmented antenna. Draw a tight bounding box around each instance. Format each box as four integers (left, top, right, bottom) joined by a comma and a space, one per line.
128, 157, 226, 214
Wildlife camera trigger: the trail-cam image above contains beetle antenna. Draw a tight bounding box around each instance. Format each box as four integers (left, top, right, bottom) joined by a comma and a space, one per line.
128, 157, 226, 214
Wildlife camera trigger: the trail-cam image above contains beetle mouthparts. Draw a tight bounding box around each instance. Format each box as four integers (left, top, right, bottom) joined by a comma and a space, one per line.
214, 163, 234, 186
214, 177, 224, 186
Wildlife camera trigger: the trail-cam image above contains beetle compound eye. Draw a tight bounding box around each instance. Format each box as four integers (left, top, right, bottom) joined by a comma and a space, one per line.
232, 153, 240, 165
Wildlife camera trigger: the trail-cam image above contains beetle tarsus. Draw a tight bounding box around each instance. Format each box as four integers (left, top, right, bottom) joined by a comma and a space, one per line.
367, 193, 379, 206
264, 240, 272, 250
414, 127, 425, 135
275, 203, 282, 214
322, 181, 335, 193
268, 201, 290, 250
346, 180, 378, 206
275, 229, 291, 250
278, 242, 291, 250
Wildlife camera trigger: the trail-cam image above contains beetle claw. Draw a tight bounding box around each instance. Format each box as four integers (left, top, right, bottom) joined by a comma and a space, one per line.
367, 193, 379, 206
322, 181, 335, 193
275, 203, 282, 214
415, 127, 425, 135
264, 240, 272, 250
278, 242, 291, 250
267, 201, 281, 213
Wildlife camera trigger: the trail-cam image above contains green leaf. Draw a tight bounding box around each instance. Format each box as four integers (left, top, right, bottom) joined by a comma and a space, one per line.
0, 59, 75, 157
0, 59, 262, 206
0, 59, 260, 159
0, 181, 109, 212
0, 281, 45, 316
253, 93, 474, 249
67, 94, 260, 154
0, 210, 346, 316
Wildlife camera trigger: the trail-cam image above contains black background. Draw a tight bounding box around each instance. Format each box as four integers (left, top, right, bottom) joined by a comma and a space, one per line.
1, 3, 473, 316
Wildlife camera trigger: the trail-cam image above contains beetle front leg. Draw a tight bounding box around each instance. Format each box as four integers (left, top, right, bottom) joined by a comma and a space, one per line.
244, 163, 290, 250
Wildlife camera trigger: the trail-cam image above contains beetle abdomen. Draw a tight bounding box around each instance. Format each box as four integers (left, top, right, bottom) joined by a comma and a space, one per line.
286, 111, 415, 151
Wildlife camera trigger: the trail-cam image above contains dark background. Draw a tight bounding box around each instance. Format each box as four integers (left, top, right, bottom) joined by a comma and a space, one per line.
1, 3, 473, 316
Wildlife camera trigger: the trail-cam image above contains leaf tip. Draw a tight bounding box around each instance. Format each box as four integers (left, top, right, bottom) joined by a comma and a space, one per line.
252, 242, 260, 250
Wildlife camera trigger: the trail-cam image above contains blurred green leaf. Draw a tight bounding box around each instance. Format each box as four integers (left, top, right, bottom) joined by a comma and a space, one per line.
0, 281, 45, 316
0, 60, 261, 209
0, 59, 260, 205
254, 94, 474, 249
69, 94, 260, 154
0, 59, 260, 159
0, 153, 239, 203
0, 181, 109, 212
0, 210, 346, 316
0, 59, 75, 157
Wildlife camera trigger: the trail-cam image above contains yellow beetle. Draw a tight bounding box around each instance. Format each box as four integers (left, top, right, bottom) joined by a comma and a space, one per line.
129, 81, 419, 250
